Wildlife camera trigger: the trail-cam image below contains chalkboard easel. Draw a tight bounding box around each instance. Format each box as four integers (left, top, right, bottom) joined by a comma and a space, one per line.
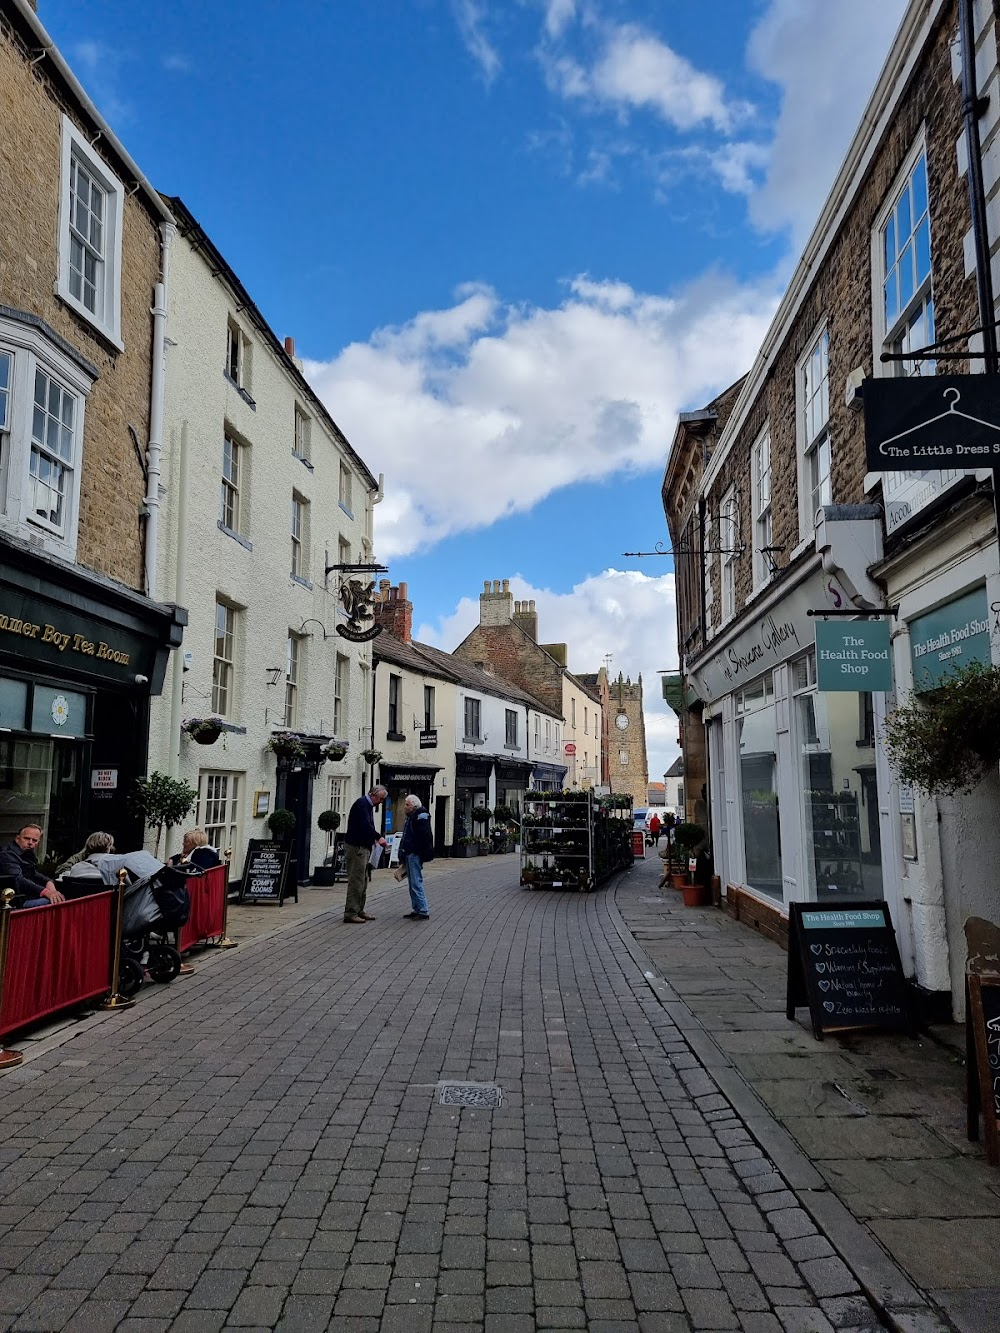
966, 973, 1000, 1167
238, 839, 297, 906
787, 900, 911, 1041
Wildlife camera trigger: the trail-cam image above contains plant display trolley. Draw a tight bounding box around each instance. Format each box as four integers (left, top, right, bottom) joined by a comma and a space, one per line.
520, 790, 632, 891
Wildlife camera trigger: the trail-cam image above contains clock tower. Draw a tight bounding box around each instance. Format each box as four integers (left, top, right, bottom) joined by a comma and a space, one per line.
609, 673, 649, 809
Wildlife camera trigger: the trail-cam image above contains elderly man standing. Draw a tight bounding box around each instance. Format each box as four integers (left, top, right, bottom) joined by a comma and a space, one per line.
343, 786, 388, 924
0, 824, 65, 907
399, 794, 434, 921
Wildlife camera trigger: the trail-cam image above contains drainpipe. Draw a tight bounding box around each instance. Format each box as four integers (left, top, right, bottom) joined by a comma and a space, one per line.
144, 221, 175, 599
166, 421, 189, 778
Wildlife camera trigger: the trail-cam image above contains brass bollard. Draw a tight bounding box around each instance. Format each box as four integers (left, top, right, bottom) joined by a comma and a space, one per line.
100, 869, 135, 1010
217, 847, 237, 948
0, 888, 23, 1069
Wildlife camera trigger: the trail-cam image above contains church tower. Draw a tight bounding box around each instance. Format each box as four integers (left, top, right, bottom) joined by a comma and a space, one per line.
610, 673, 649, 808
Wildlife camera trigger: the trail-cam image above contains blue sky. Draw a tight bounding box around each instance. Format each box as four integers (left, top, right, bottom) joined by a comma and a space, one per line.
41, 0, 906, 781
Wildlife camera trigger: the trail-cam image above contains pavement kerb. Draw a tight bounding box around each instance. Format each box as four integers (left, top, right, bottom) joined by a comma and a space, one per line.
604, 872, 954, 1333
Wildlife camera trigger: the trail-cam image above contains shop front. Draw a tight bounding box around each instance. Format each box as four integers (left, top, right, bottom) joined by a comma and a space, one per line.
0, 540, 185, 873
530, 761, 567, 792
689, 551, 895, 938
494, 759, 532, 814
378, 762, 443, 847
455, 754, 492, 842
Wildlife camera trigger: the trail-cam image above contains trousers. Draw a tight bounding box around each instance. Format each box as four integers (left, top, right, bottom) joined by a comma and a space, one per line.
344, 844, 370, 918
406, 854, 429, 916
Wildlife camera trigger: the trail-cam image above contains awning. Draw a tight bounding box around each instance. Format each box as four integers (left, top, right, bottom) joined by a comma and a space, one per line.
531, 763, 568, 781
495, 760, 532, 780
456, 755, 494, 778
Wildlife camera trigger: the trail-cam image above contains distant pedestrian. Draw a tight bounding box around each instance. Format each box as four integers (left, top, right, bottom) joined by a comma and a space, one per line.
343, 786, 388, 923
649, 812, 661, 845
399, 794, 434, 921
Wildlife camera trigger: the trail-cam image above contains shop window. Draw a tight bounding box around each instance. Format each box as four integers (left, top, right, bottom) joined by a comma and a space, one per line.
333, 653, 348, 735
291, 493, 309, 580
736, 673, 781, 900
505, 709, 518, 747
751, 429, 772, 590
792, 649, 884, 902
57, 118, 124, 346
464, 696, 481, 742
876, 143, 934, 377
284, 633, 300, 728
212, 600, 237, 718
798, 327, 831, 538
199, 771, 241, 855
423, 685, 435, 731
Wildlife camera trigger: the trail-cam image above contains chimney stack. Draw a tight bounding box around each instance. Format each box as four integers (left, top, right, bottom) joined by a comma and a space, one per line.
513, 598, 538, 641
479, 577, 513, 626
373, 581, 413, 644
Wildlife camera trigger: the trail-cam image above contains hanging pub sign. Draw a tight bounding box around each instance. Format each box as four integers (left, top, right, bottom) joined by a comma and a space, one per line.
815, 619, 892, 692
863, 375, 1000, 471
786, 901, 911, 1041
337, 578, 382, 643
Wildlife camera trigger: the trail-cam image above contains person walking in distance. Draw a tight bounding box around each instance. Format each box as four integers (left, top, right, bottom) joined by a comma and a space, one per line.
648, 811, 661, 846
399, 794, 434, 920
343, 786, 388, 924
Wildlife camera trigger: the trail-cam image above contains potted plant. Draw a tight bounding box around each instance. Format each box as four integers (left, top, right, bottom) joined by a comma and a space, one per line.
182, 716, 225, 746
317, 809, 341, 834
672, 822, 707, 904
267, 732, 306, 762
361, 747, 383, 765
267, 808, 296, 842
322, 741, 349, 762
455, 836, 479, 858
469, 805, 492, 827
884, 661, 1000, 795
312, 809, 342, 884
130, 771, 198, 858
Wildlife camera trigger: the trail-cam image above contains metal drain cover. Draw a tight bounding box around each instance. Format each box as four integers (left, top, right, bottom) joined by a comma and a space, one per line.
439, 1081, 503, 1108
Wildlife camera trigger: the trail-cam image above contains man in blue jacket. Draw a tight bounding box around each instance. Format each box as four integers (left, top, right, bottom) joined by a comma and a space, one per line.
398, 794, 434, 920
343, 786, 388, 923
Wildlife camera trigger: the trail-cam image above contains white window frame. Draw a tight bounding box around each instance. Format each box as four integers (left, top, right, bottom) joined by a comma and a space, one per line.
703, 507, 715, 634
221, 429, 245, 535
797, 325, 831, 541
505, 709, 518, 747
872, 136, 934, 378
424, 685, 435, 731
291, 491, 309, 580
293, 405, 310, 460
326, 777, 347, 849
464, 695, 481, 742
720, 486, 738, 622
284, 633, 300, 729
333, 653, 349, 736
212, 599, 237, 718
339, 462, 353, 515
198, 771, 241, 856
751, 428, 772, 591
388, 673, 402, 734
0, 319, 92, 561
534, 713, 540, 749
57, 118, 124, 348
226, 318, 251, 389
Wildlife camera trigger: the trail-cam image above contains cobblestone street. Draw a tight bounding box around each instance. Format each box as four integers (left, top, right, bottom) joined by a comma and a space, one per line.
0, 858, 912, 1332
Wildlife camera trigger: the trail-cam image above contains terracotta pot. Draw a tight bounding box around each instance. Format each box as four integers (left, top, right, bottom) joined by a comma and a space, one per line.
670, 872, 688, 890
682, 883, 708, 908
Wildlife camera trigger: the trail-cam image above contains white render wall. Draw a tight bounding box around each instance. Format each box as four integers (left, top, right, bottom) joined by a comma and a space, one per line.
372, 657, 458, 836
148, 231, 376, 869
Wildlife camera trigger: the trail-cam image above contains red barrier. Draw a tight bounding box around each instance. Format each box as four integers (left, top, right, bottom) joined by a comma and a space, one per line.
0, 891, 113, 1038
178, 865, 228, 952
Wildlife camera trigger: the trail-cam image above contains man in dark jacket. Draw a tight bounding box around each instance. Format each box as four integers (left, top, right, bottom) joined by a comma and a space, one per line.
398, 794, 434, 920
0, 825, 65, 907
343, 786, 388, 923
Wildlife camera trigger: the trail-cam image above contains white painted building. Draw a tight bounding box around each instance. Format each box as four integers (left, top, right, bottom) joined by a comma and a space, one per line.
148, 197, 380, 880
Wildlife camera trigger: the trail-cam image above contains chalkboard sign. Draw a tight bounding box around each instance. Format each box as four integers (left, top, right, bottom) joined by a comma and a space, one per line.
331, 833, 347, 883
239, 839, 291, 905
967, 974, 1000, 1166
786, 901, 911, 1041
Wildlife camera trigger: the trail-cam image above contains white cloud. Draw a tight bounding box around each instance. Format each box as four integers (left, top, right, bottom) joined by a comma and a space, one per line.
416, 568, 681, 785
747, 0, 907, 243
71, 39, 131, 125
543, 0, 577, 40
451, 0, 501, 83
304, 271, 778, 560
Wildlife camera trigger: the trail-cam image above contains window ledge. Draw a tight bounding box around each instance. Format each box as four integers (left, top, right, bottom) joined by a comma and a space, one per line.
54, 287, 123, 353
218, 521, 252, 551
789, 537, 813, 562
290, 573, 313, 590
338, 501, 354, 520
503, 743, 520, 750
386, 731, 406, 743
292, 451, 314, 472
463, 736, 483, 745
222, 370, 256, 410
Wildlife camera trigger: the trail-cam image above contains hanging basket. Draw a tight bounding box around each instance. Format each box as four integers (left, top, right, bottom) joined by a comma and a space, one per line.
884, 661, 1000, 795
361, 748, 383, 765
182, 717, 225, 746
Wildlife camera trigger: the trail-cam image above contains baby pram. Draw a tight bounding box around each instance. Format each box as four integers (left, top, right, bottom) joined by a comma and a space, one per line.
89, 852, 204, 996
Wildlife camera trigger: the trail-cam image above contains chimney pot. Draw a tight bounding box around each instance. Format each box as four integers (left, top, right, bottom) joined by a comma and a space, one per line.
398, 581, 408, 600
483, 581, 491, 594
284, 336, 296, 356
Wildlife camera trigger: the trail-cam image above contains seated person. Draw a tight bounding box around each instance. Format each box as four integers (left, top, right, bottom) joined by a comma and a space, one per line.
56, 831, 115, 878
170, 828, 222, 870
0, 824, 65, 907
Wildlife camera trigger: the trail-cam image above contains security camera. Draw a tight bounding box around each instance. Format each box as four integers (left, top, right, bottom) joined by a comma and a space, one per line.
134, 674, 149, 685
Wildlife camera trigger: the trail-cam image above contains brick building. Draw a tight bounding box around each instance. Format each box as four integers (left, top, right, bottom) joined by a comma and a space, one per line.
663, 0, 1000, 1018
0, 0, 184, 859
452, 580, 603, 789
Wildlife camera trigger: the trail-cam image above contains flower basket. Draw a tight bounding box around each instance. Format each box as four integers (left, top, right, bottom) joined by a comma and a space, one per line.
361, 748, 383, 765
267, 732, 306, 762
322, 742, 348, 762
182, 717, 225, 746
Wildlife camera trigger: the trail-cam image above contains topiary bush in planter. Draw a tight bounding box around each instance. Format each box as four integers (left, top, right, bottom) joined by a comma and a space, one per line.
884, 661, 1000, 795
267, 808, 296, 841
317, 809, 341, 833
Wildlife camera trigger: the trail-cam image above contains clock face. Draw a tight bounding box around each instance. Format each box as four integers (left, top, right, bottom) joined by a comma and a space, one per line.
615, 712, 629, 731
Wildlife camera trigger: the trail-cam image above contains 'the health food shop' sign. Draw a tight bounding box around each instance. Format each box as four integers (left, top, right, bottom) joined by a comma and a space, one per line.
909, 586, 991, 692
815, 619, 892, 692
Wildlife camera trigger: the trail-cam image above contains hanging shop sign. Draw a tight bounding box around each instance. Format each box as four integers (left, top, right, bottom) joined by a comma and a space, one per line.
337, 579, 383, 643
419, 729, 438, 749
814, 619, 892, 692
863, 375, 1000, 469
786, 901, 911, 1041
564, 743, 577, 755
908, 586, 991, 692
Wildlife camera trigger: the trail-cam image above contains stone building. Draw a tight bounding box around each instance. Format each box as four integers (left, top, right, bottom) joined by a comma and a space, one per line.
0, 0, 185, 859
605, 674, 648, 808
452, 580, 602, 789
663, 0, 1000, 1018
147, 197, 379, 880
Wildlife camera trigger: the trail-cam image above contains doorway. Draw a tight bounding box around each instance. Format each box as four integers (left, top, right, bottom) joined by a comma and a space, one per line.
283, 767, 314, 882
435, 794, 449, 856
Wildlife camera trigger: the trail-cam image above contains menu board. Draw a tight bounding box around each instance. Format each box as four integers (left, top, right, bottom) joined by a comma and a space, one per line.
967, 974, 1000, 1166
239, 839, 291, 905
786, 901, 911, 1041
631, 830, 646, 859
